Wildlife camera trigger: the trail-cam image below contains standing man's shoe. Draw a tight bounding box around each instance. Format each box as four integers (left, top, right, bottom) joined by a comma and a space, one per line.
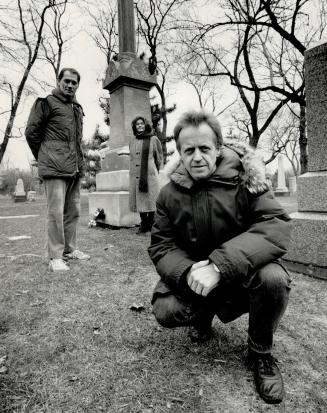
49, 259, 70, 272
64, 250, 90, 260
250, 351, 284, 404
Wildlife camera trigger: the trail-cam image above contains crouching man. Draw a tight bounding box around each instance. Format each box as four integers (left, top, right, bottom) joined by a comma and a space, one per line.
148, 110, 291, 404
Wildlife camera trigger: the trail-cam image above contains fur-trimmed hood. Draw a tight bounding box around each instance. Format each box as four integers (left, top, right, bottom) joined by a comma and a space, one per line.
163, 138, 269, 195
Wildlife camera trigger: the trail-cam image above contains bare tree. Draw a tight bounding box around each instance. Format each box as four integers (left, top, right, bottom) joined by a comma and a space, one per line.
188, 0, 326, 173
135, 0, 190, 160
0, 0, 67, 165
40, 0, 71, 82
83, 0, 118, 64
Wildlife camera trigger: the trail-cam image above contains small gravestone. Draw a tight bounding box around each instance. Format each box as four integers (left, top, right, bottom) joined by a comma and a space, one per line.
27, 191, 36, 201
274, 155, 290, 196
13, 178, 27, 202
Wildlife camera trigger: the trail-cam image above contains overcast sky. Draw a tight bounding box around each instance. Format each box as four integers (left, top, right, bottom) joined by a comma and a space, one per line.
1, 2, 210, 171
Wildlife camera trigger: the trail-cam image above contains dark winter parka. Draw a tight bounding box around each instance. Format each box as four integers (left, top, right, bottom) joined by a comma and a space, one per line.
148, 140, 291, 298
25, 89, 85, 179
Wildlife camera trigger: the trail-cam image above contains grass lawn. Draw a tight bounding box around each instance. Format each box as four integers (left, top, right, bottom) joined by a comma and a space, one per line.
0, 194, 326, 412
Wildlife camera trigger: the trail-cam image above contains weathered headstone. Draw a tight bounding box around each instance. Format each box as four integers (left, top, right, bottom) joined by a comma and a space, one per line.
274, 155, 290, 196
27, 190, 36, 201
284, 39, 327, 279
288, 176, 297, 194
89, 0, 156, 226
13, 178, 27, 202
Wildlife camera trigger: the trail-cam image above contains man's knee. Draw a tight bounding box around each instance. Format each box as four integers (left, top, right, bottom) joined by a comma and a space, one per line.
152, 294, 193, 328
256, 263, 291, 293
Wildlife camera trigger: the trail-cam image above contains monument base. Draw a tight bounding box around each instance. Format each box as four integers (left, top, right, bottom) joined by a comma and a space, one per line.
281, 259, 327, 280
284, 211, 327, 278
14, 194, 27, 202
89, 191, 140, 227
274, 188, 290, 197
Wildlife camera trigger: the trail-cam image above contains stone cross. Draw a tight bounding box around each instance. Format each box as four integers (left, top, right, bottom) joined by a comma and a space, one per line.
118, 0, 136, 57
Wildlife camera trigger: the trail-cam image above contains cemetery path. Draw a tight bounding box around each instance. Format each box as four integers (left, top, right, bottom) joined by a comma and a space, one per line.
0, 194, 326, 413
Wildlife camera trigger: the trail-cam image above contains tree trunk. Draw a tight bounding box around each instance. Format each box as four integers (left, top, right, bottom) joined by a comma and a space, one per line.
299, 104, 307, 174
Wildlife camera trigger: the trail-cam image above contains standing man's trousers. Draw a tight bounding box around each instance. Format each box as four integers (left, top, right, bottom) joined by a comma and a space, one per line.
152, 262, 291, 354
44, 178, 81, 259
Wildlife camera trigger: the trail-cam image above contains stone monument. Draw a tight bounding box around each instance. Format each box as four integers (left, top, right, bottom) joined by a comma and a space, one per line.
283, 39, 327, 279
89, 0, 156, 226
274, 155, 290, 196
13, 178, 27, 202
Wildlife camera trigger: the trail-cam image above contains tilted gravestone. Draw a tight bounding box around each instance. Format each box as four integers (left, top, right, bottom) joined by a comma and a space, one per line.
284, 39, 327, 279
88, 0, 156, 227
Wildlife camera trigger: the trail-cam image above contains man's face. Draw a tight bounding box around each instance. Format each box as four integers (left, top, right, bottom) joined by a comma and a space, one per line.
58, 71, 79, 97
178, 122, 219, 181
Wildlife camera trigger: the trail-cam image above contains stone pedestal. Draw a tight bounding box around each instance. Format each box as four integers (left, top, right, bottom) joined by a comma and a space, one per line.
283, 40, 327, 279
88, 0, 157, 227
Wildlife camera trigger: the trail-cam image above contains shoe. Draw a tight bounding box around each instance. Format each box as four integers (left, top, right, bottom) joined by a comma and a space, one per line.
64, 250, 90, 260
188, 324, 213, 343
250, 351, 284, 404
49, 259, 70, 272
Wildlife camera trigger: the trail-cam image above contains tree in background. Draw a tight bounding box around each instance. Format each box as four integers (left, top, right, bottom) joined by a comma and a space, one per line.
0, 0, 69, 165
185, 0, 326, 173
82, 124, 110, 192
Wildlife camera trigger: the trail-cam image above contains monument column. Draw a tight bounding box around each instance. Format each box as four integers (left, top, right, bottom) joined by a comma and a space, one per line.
283, 39, 327, 279
89, 0, 157, 227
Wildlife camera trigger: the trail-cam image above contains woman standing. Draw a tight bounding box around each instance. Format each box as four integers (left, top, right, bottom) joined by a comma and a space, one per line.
129, 116, 163, 234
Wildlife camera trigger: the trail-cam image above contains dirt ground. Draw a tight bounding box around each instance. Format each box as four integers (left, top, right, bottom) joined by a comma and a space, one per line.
0, 194, 326, 412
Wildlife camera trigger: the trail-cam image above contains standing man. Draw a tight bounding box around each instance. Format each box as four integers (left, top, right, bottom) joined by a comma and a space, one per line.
148, 110, 291, 404
26, 68, 90, 271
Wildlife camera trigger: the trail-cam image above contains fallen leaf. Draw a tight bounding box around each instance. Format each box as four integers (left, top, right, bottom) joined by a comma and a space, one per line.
96, 292, 102, 298
130, 303, 145, 312
0, 355, 7, 365
30, 300, 44, 307
0, 366, 8, 374
166, 401, 172, 409
214, 359, 227, 363
169, 397, 184, 403
68, 375, 79, 382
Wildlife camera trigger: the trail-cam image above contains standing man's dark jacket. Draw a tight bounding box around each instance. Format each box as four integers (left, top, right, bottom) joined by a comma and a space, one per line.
148, 141, 291, 298
25, 88, 85, 179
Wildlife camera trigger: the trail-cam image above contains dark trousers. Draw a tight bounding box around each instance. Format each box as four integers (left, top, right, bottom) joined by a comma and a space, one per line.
139, 211, 155, 232
152, 263, 291, 354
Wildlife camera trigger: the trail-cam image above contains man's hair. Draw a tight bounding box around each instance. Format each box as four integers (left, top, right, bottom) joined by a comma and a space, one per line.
173, 110, 223, 149
58, 68, 81, 83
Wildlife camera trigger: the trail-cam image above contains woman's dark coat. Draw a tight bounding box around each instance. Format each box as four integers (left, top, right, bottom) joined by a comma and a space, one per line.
129, 133, 163, 213
25, 89, 85, 179
148, 141, 291, 297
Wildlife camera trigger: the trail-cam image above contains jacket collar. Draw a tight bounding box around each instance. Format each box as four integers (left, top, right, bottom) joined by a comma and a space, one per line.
164, 138, 269, 194
52, 88, 80, 106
